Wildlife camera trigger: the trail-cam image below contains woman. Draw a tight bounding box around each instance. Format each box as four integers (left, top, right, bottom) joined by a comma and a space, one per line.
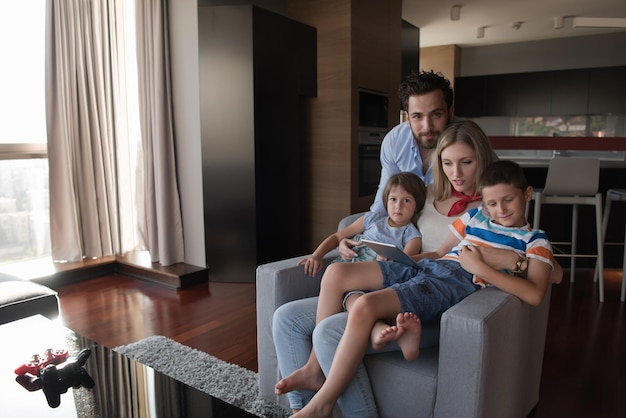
272, 120, 561, 417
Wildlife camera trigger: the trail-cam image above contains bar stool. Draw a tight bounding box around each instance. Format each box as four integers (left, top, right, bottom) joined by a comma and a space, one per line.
532, 158, 604, 302
598, 189, 626, 302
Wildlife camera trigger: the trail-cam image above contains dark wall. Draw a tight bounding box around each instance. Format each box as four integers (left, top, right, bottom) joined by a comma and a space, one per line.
198, 5, 316, 282
252, 6, 317, 265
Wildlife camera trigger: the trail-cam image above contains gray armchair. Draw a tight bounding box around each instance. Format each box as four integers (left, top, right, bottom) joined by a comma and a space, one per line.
256, 214, 552, 418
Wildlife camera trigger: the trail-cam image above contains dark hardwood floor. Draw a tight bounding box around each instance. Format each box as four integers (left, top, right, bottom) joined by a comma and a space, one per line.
54, 268, 626, 418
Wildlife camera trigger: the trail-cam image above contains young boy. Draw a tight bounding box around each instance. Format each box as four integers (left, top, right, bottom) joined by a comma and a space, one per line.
290, 160, 555, 418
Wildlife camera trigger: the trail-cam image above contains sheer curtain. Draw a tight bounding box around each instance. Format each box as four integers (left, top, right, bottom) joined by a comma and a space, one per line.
134, 0, 184, 265
45, 0, 184, 265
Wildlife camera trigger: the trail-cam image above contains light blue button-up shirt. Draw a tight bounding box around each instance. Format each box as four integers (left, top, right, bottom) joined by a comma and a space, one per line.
370, 122, 434, 214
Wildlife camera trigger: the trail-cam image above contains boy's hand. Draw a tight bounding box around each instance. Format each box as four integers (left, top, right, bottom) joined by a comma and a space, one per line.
458, 245, 486, 275
297, 256, 323, 277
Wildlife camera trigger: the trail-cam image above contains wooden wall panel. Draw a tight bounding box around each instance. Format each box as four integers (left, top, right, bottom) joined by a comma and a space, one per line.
287, 0, 402, 249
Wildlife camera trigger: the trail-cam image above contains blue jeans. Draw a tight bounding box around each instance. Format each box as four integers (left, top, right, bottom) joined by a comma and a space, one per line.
273, 297, 378, 417
272, 296, 440, 417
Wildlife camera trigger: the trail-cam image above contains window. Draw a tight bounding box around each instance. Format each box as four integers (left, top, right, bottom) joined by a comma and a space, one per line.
0, 1, 50, 266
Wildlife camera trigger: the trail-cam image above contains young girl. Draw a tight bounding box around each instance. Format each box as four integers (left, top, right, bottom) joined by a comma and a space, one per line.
298, 172, 427, 278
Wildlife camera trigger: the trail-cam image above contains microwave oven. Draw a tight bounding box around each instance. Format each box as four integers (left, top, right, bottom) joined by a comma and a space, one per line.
359, 89, 388, 129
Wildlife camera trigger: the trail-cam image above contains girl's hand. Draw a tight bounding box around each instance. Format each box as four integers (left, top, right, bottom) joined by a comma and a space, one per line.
338, 238, 360, 260
297, 256, 323, 277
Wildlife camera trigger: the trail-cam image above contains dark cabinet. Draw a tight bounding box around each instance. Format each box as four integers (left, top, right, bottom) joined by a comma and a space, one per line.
588, 67, 626, 114
516, 72, 551, 116
550, 69, 588, 115
484, 74, 517, 116
454, 76, 485, 117
455, 66, 626, 117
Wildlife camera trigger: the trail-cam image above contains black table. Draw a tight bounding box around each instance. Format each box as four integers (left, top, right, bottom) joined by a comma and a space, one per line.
2, 315, 260, 417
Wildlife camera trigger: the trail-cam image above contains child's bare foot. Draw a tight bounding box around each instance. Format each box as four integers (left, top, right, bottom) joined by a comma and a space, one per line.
275, 365, 325, 395
290, 397, 334, 418
371, 319, 399, 351
395, 312, 421, 361
372, 312, 422, 361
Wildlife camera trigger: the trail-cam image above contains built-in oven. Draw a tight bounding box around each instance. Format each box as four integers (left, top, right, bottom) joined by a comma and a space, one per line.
358, 89, 389, 197
359, 142, 382, 196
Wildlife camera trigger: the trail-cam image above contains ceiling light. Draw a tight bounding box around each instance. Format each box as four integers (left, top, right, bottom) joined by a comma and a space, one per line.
554, 16, 564, 29
476, 26, 485, 38
572, 17, 626, 28
450, 5, 461, 21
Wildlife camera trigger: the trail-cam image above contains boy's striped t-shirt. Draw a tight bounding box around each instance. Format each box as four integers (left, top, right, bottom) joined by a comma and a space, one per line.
442, 207, 554, 286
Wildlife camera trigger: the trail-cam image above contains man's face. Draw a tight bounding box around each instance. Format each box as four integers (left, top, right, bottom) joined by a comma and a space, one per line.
406, 90, 452, 151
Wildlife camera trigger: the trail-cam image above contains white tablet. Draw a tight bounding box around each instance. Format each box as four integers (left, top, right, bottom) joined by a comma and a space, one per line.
361, 239, 419, 267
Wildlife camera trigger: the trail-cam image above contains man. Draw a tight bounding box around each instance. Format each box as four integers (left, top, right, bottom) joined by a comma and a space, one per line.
370, 70, 454, 214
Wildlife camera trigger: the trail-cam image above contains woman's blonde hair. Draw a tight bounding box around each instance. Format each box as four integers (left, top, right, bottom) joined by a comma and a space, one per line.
432, 120, 496, 201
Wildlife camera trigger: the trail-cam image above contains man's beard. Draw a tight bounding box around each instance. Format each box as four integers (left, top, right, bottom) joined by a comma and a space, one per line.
414, 131, 439, 150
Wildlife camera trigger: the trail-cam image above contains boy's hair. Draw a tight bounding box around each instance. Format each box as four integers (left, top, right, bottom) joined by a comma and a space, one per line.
398, 70, 453, 112
382, 172, 428, 220
478, 160, 529, 193
433, 120, 497, 201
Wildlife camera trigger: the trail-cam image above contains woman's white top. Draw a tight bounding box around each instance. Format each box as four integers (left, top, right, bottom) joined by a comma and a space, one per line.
417, 188, 461, 253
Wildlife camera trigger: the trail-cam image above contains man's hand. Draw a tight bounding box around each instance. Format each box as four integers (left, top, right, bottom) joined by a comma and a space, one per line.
338, 238, 360, 260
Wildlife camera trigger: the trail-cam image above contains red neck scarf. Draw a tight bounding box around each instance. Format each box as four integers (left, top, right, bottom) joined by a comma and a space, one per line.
448, 189, 481, 216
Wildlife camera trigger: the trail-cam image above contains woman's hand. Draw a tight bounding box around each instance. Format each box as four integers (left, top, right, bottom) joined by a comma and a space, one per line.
297, 256, 323, 277
338, 238, 360, 260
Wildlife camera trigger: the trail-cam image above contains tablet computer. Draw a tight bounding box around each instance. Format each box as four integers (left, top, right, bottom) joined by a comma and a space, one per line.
361, 239, 419, 267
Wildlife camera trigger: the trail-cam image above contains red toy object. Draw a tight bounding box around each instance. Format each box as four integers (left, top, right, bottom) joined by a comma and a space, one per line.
15, 348, 69, 376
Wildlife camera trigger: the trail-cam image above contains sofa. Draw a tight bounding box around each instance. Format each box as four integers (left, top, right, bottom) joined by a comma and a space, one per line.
256, 214, 553, 418
0, 272, 60, 326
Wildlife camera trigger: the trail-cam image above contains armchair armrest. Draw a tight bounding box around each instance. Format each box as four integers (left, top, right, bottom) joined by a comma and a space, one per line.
434, 286, 551, 418
256, 250, 338, 401
256, 211, 365, 403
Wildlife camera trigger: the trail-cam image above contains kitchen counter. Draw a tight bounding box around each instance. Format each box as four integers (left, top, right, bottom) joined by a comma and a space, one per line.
489, 136, 626, 167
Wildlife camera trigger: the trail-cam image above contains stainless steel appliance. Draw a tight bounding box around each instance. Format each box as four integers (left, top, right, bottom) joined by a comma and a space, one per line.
358, 89, 389, 196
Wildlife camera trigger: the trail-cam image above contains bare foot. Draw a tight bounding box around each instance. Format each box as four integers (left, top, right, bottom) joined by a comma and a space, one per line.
275, 365, 325, 395
372, 312, 422, 361
395, 312, 422, 361
371, 319, 398, 351
290, 397, 334, 418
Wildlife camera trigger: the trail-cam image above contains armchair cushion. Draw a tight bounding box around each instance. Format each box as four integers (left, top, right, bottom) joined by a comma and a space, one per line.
0, 273, 60, 325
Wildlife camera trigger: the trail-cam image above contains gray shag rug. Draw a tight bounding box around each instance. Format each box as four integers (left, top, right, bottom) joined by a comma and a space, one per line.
114, 335, 290, 418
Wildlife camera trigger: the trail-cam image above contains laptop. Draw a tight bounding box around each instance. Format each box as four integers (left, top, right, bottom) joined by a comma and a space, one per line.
361, 239, 419, 267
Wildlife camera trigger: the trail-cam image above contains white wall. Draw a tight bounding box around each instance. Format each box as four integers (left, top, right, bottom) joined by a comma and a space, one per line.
169, 0, 206, 268
461, 32, 626, 76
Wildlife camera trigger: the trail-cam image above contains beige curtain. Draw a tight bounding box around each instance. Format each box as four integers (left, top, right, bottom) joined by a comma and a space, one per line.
135, 0, 184, 266
46, 0, 123, 261
45, 0, 184, 265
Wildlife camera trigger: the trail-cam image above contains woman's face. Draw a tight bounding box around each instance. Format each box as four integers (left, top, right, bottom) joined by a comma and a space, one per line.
440, 141, 478, 195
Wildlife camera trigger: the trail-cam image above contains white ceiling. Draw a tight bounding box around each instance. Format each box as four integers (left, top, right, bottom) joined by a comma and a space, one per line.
402, 0, 626, 48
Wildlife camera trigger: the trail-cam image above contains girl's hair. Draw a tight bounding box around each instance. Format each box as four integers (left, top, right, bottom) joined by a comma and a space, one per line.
478, 160, 529, 193
432, 120, 496, 201
381, 172, 428, 223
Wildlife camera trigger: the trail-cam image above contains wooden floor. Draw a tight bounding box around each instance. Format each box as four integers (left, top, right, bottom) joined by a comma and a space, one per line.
54, 268, 626, 418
